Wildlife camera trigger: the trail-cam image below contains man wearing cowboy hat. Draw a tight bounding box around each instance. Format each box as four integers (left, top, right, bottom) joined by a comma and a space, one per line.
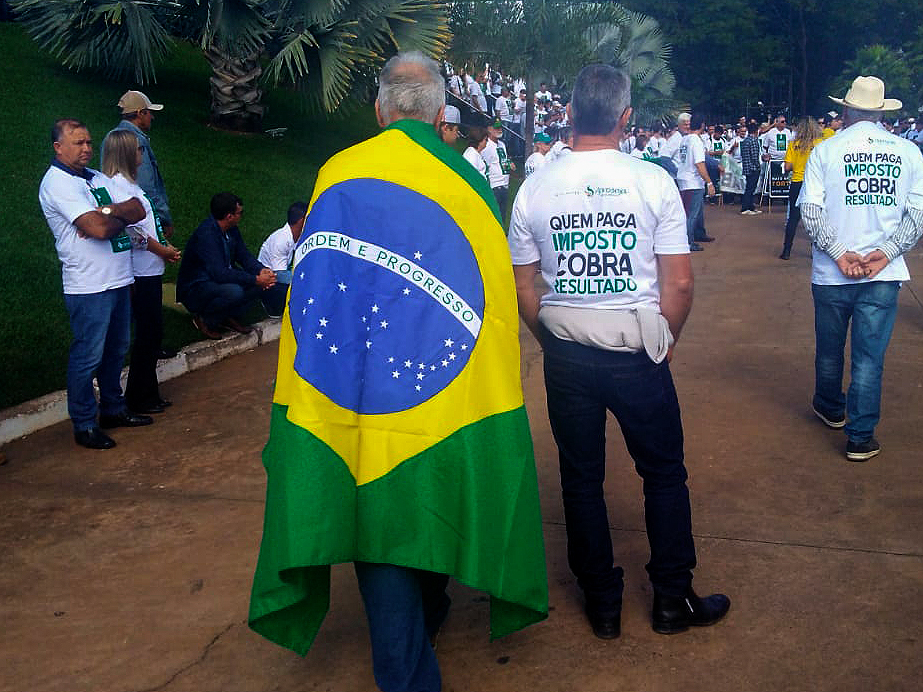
799, 76, 923, 461
104, 90, 173, 238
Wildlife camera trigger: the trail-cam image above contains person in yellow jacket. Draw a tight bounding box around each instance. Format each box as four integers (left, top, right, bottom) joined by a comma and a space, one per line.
779, 116, 824, 259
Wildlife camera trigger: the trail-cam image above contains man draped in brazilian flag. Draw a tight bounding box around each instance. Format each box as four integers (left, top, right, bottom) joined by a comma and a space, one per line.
248, 52, 548, 692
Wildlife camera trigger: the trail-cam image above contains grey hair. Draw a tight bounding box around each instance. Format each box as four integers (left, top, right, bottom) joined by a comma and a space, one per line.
677, 112, 691, 124
843, 106, 883, 125
571, 64, 631, 136
377, 51, 445, 125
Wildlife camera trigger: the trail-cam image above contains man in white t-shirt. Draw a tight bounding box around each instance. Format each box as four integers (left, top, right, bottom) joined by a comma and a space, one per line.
662, 114, 689, 161
675, 114, 717, 250
258, 200, 308, 317
508, 63, 729, 641
524, 132, 551, 177
483, 120, 515, 217
534, 82, 552, 103
760, 115, 791, 161
800, 76, 923, 462
39, 119, 151, 449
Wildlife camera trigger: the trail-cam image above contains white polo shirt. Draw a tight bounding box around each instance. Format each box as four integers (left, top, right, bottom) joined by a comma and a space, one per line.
509, 148, 689, 311
483, 139, 511, 189
39, 164, 134, 295
462, 146, 489, 181
801, 121, 923, 285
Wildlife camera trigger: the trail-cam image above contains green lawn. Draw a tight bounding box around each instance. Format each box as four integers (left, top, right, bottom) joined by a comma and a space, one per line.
0, 24, 380, 410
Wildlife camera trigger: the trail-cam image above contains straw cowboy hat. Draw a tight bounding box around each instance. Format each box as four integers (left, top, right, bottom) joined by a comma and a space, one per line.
829, 76, 901, 112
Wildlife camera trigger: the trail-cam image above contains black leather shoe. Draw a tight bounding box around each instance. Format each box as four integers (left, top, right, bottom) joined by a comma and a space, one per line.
157, 348, 178, 360
156, 398, 173, 408
75, 428, 116, 449
98, 411, 154, 429
689, 242, 705, 252
695, 235, 716, 242
586, 608, 621, 640
652, 589, 730, 634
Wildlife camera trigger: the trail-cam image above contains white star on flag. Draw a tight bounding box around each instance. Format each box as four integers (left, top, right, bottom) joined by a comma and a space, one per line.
319, 317, 328, 327
371, 304, 380, 313
404, 360, 412, 368
329, 344, 338, 354
308, 297, 314, 304
366, 340, 372, 349
415, 385, 422, 391
403, 288, 411, 295
418, 363, 425, 369
442, 359, 448, 367
388, 356, 395, 363
380, 320, 389, 329
416, 373, 424, 380
315, 332, 323, 339
392, 371, 400, 378
444, 338, 454, 347
460, 343, 468, 351
449, 352, 456, 360
414, 251, 422, 260
338, 282, 347, 292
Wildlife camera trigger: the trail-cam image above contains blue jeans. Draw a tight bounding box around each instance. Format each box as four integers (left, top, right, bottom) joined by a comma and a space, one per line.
680, 188, 704, 246
812, 281, 901, 443
63, 286, 132, 431
354, 562, 448, 692
541, 328, 696, 610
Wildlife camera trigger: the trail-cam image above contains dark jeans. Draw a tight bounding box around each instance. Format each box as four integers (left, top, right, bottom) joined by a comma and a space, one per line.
355, 562, 450, 692
782, 181, 803, 252
180, 281, 262, 329
541, 328, 697, 611
260, 282, 290, 318
741, 172, 759, 211
63, 286, 132, 431
492, 185, 508, 221
126, 275, 164, 409
813, 281, 900, 443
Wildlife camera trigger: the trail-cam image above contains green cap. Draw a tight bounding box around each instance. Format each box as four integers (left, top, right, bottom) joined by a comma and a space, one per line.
533, 132, 552, 144
491, 118, 503, 129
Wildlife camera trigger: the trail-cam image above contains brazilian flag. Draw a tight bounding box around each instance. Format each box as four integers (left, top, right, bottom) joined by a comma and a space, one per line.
248, 119, 548, 655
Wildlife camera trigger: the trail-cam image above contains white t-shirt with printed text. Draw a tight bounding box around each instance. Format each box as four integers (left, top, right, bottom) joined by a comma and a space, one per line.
509, 149, 689, 311
761, 127, 792, 160
676, 133, 707, 190
107, 172, 165, 278
463, 146, 489, 181
524, 151, 546, 178
800, 121, 923, 285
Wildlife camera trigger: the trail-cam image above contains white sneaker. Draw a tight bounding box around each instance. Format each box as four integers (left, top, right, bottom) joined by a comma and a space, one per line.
741, 210, 755, 215
753, 209, 763, 214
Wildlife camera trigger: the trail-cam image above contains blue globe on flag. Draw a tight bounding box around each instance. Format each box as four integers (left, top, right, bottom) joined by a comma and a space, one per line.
288, 179, 485, 415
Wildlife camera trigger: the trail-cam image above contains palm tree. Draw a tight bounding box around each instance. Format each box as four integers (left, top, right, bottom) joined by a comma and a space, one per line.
448, 1, 675, 155
11, 0, 450, 130
584, 11, 679, 126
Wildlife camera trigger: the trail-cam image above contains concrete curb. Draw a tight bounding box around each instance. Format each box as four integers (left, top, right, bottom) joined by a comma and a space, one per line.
0, 318, 282, 446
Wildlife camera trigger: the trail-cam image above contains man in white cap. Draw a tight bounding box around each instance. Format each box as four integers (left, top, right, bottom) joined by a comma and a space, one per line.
822, 111, 842, 139
105, 90, 173, 238
438, 104, 461, 146
799, 75, 923, 461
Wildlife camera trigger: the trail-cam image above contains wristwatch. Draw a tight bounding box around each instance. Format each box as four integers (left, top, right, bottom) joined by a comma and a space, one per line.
100, 205, 112, 215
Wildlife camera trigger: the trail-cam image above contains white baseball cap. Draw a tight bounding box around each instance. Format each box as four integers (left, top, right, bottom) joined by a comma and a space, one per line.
442, 105, 461, 125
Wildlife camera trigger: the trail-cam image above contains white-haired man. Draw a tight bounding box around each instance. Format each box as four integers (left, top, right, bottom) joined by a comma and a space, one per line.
248, 52, 547, 692
800, 76, 923, 461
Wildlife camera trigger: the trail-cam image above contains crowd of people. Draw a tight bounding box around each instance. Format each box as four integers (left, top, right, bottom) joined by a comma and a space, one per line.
39, 91, 306, 449
38, 51, 923, 692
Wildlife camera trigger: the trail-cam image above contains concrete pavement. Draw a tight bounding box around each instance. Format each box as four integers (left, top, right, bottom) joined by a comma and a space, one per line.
2, 204, 923, 692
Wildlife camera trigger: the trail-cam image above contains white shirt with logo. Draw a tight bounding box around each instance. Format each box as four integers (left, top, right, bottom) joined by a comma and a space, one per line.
483, 139, 511, 189
761, 127, 792, 160
508, 149, 689, 311
662, 129, 684, 161
39, 165, 134, 295
676, 133, 707, 190
107, 172, 165, 278
259, 224, 296, 272
524, 151, 546, 178
801, 121, 923, 285
463, 146, 489, 181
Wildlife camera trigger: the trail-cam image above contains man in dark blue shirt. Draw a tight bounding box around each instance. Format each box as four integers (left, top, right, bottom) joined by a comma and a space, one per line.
176, 192, 276, 338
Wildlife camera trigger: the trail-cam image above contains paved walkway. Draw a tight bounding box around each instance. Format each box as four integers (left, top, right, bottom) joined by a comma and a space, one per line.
3, 204, 923, 692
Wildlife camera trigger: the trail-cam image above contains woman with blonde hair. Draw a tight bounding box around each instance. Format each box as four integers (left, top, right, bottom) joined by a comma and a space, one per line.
779, 116, 823, 259
101, 129, 181, 413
